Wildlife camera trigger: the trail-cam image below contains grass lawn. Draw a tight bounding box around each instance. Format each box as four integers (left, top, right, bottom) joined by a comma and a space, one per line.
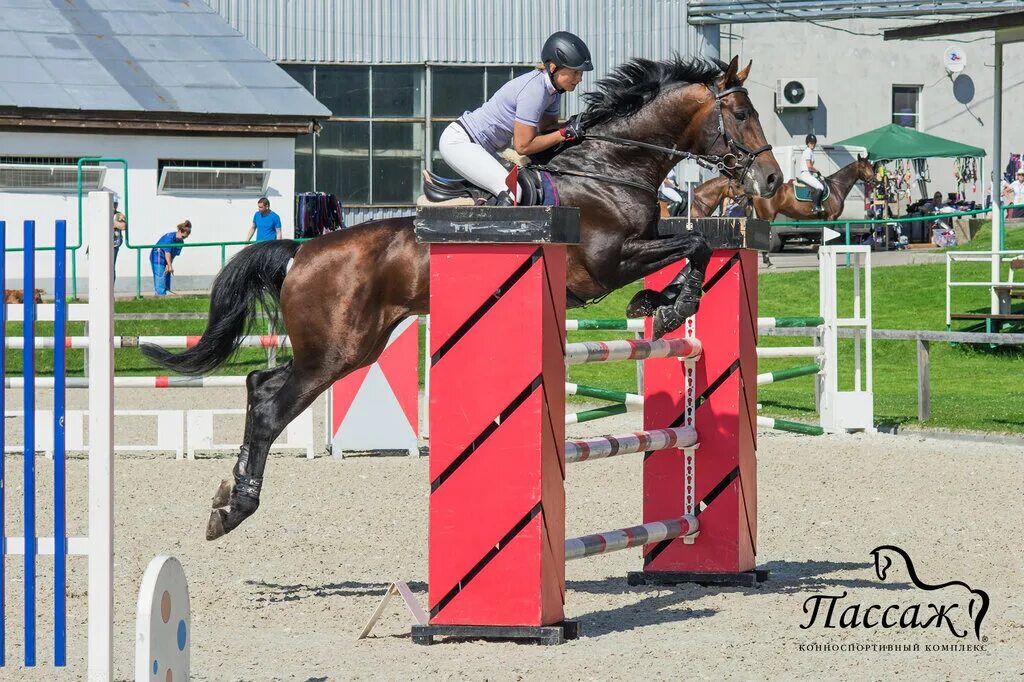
8, 224, 1023, 433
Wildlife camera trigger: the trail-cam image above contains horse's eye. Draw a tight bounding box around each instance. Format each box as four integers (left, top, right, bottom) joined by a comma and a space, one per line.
735, 110, 749, 122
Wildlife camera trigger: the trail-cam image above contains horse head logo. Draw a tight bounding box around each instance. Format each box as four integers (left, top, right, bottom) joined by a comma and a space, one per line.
871, 545, 989, 641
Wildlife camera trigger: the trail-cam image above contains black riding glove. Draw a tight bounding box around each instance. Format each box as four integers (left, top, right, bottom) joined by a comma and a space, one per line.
560, 114, 585, 142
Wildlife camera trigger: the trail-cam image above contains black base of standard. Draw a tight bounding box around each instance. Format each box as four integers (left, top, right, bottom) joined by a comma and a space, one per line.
411, 620, 580, 645
627, 569, 769, 587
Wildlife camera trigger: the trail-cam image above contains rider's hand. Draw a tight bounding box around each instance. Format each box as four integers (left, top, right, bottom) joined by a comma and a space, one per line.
560, 114, 585, 142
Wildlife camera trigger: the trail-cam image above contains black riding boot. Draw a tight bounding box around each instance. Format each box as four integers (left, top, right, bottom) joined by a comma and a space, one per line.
812, 189, 825, 216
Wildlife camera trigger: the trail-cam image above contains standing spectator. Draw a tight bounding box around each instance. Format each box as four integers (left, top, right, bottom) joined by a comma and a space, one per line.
1002, 168, 1024, 218
246, 197, 282, 241
112, 194, 126, 283
149, 220, 191, 296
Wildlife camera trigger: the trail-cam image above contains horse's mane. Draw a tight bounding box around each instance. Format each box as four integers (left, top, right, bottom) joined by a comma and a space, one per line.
581, 56, 726, 127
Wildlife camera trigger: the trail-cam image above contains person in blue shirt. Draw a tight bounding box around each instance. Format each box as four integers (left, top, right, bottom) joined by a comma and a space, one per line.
246, 197, 282, 241
149, 220, 191, 296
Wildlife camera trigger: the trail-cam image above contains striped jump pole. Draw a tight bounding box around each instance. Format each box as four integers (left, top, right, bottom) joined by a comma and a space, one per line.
756, 416, 825, 436
565, 427, 697, 464
566, 403, 638, 426
565, 383, 642, 405
565, 319, 645, 332
565, 516, 699, 561
756, 363, 821, 386
3, 376, 248, 389
565, 337, 701, 366
757, 316, 824, 329
4, 335, 290, 349
756, 346, 824, 359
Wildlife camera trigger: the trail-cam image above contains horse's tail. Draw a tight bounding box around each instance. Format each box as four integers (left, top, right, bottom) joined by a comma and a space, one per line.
141, 240, 301, 376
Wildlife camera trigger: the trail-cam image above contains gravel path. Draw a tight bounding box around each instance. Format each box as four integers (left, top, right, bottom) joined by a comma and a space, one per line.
1, 388, 1021, 681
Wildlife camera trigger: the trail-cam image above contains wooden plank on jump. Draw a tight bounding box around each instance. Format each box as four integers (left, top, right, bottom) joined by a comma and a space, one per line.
656, 217, 772, 251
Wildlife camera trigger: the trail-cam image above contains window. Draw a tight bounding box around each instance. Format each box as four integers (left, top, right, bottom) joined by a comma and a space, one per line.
429, 66, 536, 179
0, 156, 105, 192
892, 86, 921, 129
157, 159, 268, 195
279, 63, 536, 205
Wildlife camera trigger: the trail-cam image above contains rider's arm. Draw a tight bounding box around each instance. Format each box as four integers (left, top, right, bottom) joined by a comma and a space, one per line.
512, 121, 567, 156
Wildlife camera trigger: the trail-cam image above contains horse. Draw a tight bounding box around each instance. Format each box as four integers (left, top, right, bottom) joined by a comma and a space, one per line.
751, 155, 874, 222
686, 176, 742, 217
141, 55, 782, 541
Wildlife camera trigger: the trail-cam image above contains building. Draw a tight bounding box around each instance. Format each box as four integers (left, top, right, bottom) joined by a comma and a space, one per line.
715, 16, 1023, 206
208, 0, 720, 225
0, 0, 328, 292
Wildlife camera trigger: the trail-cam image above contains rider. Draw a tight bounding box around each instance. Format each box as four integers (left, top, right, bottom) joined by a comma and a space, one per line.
659, 167, 686, 215
800, 134, 826, 216
437, 31, 593, 205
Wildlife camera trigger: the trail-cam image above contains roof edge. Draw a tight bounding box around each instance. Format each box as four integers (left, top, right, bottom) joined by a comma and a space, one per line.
0, 108, 322, 137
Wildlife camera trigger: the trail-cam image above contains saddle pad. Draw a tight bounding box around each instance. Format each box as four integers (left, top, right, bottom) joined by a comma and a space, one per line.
540, 170, 560, 206
794, 184, 830, 202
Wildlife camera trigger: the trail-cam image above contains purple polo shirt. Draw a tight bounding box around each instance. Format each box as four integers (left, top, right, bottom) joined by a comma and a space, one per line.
459, 70, 561, 154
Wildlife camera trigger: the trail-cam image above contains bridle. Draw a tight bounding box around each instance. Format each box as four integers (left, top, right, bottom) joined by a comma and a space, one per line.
533, 83, 773, 197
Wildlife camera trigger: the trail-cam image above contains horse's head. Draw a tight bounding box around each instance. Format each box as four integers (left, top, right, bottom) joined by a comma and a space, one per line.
854, 154, 875, 184
700, 57, 782, 198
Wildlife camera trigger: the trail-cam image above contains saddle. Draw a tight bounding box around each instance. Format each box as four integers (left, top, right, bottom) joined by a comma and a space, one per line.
417, 166, 550, 207
793, 179, 830, 203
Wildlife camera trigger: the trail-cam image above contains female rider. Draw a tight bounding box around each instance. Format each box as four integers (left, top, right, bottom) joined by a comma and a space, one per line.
800, 133, 826, 216
438, 31, 593, 205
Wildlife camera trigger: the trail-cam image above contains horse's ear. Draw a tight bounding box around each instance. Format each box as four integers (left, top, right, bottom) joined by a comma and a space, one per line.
719, 55, 740, 88
736, 60, 752, 84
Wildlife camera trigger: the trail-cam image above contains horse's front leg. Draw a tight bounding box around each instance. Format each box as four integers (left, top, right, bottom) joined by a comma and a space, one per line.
615, 233, 712, 338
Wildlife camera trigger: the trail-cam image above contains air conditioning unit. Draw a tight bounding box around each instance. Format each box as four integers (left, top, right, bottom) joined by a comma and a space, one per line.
775, 78, 818, 110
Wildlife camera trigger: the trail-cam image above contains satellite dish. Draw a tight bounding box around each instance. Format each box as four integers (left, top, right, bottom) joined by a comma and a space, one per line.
944, 46, 966, 78
783, 80, 806, 105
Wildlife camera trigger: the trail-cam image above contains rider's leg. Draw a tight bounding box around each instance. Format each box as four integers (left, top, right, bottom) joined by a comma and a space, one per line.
800, 171, 826, 214
438, 123, 519, 202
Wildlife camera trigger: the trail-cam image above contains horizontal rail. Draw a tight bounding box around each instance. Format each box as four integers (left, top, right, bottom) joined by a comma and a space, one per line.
565, 515, 698, 561
565, 383, 643, 405
566, 319, 644, 332
565, 426, 697, 464
565, 338, 701, 366
757, 363, 821, 385
758, 316, 824, 328
4, 335, 289, 349
566, 403, 642, 425
756, 346, 824, 359
757, 416, 825, 436
759, 327, 1024, 345
4, 376, 246, 388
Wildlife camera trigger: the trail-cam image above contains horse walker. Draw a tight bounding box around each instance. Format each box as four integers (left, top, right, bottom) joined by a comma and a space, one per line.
411, 207, 768, 644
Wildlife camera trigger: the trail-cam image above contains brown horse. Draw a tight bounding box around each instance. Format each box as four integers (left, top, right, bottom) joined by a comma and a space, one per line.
142, 56, 782, 540
688, 176, 741, 217
752, 155, 874, 221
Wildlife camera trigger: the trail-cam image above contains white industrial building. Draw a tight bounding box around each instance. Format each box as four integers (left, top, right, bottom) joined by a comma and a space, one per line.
0, 0, 328, 293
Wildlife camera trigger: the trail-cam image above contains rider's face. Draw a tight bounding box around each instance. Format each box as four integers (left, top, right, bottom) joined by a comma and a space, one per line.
552, 68, 583, 92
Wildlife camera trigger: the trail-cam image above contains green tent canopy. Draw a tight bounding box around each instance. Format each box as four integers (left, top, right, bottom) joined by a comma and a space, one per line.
833, 123, 985, 161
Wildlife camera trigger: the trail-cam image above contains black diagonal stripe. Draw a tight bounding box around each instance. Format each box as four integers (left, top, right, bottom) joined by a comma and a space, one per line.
430, 502, 541, 618
669, 359, 740, 428
431, 248, 542, 365
642, 466, 740, 567
701, 252, 741, 293
430, 375, 542, 492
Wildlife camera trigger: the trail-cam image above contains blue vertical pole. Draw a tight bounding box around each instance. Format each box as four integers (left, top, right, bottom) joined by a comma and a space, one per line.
23, 220, 36, 666
54, 220, 67, 666
0, 220, 6, 667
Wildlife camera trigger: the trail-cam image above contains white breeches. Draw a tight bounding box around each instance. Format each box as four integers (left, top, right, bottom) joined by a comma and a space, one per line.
437, 123, 520, 200
660, 186, 684, 204
799, 171, 825, 191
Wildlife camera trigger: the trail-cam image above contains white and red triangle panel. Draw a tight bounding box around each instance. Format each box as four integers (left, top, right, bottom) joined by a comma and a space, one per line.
329, 316, 419, 457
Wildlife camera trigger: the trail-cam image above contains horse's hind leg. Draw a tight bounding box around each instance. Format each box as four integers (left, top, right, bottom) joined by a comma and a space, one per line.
206, 360, 333, 540
209, 364, 283, 511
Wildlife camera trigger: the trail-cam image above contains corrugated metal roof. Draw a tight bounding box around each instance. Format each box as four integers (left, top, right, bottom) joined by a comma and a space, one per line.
0, 0, 330, 118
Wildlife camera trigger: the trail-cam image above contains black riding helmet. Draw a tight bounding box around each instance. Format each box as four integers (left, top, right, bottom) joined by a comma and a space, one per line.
542, 31, 594, 72
805, 134, 818, 145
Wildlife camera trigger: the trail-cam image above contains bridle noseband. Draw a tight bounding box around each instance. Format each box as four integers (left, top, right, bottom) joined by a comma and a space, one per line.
534, 83, 773, 198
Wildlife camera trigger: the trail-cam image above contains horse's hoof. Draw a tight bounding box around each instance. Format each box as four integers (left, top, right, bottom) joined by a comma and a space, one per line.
652, 307, 683, 339
206, 508, 229, 541
210, 479, 233, 509
626, 289, 666, 318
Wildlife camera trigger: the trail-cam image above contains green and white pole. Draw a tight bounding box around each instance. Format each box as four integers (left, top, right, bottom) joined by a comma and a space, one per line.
756, 363, 821, 386
757, 316, 825, 329
756, 416, 824, 436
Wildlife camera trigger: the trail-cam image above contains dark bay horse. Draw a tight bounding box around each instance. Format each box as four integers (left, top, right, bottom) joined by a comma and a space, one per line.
752, 156, 874, 222
142, 55, 782, 540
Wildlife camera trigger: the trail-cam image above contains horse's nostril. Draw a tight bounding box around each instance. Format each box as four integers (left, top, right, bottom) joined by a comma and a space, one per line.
766, 173, 778, 189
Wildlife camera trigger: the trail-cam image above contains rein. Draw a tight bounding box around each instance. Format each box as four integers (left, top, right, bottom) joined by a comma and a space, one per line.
536, 83, 773, 198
